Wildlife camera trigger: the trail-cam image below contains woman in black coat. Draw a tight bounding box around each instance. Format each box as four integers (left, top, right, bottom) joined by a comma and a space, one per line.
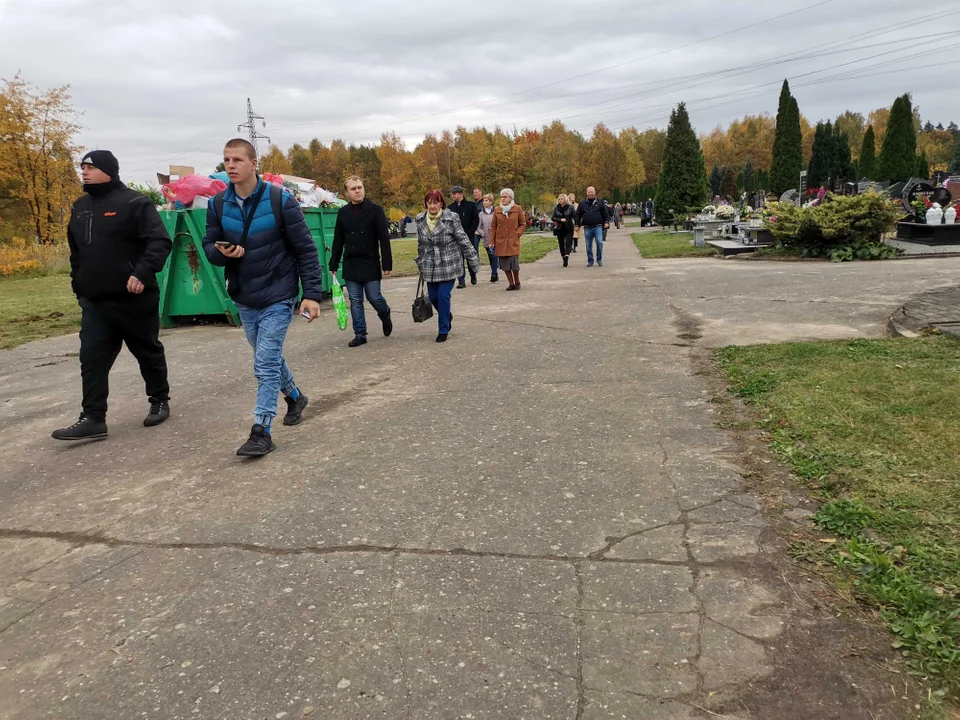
551, 194, 575, 267
329, 177, 393, 347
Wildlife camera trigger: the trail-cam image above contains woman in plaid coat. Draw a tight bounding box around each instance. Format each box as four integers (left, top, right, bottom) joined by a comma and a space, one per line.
415, 189, 481, 343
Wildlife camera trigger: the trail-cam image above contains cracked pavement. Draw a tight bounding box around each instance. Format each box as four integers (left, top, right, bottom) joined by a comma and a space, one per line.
2, 227, 951, 719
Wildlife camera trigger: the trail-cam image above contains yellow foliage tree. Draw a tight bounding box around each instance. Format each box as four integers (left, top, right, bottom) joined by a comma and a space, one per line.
0, 75, 82, 243
259, 144, 292, 175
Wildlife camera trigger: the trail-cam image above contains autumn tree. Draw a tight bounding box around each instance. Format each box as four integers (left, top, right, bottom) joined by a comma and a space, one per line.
286, 143, 313, 179
586, 123, 627, 197
859, 125, 877, 179
834, 111, 865, 159
654, 103, 709, 223
259, 144, 292, 175
951, 143, 960, 173
770, 80, 803, 196
0, 75, 81, 243
378, 132, 421, 208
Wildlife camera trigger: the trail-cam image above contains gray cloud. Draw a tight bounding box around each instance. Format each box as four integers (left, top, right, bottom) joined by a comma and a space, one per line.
1, 0, 956, 184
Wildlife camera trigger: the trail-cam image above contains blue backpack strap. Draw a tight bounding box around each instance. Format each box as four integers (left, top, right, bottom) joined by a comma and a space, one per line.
268, 183, 285, 237
213, 190, 226, 222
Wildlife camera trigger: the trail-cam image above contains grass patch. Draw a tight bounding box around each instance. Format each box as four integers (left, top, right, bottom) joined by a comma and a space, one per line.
389, 235, 558, 277
716, 337, 960, 703
0, 273, 81, 349
631, 230, 717, 258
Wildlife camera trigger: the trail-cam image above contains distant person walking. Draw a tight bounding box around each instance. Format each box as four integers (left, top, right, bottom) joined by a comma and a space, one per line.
490, 188, 527, 291
415, 190, 481, 342
449, 185, 480, 288
329, 175, 393, 348
645, 197, 655, 226
201, 138, 322, 457
551, 193, 575, 267
613, 202, 623, 229
473, 186, 498, 282
53, 150, 173, 442
476, 193, 498, 281
568, 193, 580, 252
575, 187, 610, 267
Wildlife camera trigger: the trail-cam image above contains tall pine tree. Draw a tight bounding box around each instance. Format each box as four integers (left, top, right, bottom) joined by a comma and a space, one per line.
654, 103, 709, 224
720, 166, 738, 200
877, 94, 918, 182
770, 80, 803, 196
951, 143, 960, 173
859, 125, 876, 179
915, 151, 930, 180
807, 121, 832, 188
834, 125, 853, 181
709, 164, 723, 198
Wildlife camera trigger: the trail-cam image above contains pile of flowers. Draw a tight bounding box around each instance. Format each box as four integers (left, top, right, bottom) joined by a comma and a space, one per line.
715, 205, 737, 220
701, 205, 716, 215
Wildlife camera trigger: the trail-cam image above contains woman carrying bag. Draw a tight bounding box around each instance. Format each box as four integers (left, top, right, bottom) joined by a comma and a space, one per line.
414, 189, 481, 343
551, 193, 575, 267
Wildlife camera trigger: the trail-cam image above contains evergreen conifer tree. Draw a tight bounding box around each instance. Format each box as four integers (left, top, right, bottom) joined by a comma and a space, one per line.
770, 80, 803, 195
859, 125, 876, 179
654, 103, 709, 224
915, 151, 930, 180
709, 164, 723, 198
877, 94, 918, 182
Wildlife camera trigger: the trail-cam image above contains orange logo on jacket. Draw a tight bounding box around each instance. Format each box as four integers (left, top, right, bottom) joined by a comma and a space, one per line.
104, 211, 117, 216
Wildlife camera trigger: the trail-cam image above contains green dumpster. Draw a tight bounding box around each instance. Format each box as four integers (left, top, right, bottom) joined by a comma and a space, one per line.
156, 208, 240, 329
155, 205, 341, 328
303, 207, 342, 294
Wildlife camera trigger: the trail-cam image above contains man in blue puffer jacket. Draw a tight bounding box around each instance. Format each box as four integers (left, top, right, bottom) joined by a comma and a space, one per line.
202, 138, 322, 457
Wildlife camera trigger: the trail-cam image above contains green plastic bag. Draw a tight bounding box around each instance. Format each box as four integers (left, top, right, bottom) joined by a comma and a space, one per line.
331, 282, 349, 331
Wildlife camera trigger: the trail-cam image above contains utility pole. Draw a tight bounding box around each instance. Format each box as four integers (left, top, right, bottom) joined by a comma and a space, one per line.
237, 98, 270, 157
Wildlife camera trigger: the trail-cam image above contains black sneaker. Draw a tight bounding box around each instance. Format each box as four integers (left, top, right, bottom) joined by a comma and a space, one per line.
236, 424, 276, 457
380, 313, 393, 337
470, 272, 477, 285
143, 402, 170, 427
283, 393, 309, 426
456, 280, 466, 289
490, 275, 499, 283
436, 333, 448, 343
348, 336, 367, 348
52, 415, 107, 441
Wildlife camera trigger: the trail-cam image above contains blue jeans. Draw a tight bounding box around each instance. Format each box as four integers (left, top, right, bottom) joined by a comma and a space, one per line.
459, 236, 483, 284
584, 225, 604, 265
427, 280, 455, 335
484, 238, 499, 278
345, 279, 390, 339
236, 299, 297, 427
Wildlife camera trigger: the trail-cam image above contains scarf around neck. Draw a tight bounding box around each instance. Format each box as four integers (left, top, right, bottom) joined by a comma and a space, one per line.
500, 202, 515, 215
426, 209, 442, 232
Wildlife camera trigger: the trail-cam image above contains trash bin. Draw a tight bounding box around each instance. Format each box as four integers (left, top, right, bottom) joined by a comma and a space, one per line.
156, 208, 240, 329
303, 207, 342, 295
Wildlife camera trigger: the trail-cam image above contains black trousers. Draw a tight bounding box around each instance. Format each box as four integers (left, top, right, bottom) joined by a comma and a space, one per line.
78, 293, 169, 421
556, 230, 573, 256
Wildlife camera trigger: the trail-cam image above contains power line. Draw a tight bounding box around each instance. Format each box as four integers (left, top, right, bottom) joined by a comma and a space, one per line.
237, 98, 270, 157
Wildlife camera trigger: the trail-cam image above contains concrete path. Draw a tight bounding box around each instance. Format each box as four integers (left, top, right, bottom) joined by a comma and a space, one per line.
0, 227, 946, 719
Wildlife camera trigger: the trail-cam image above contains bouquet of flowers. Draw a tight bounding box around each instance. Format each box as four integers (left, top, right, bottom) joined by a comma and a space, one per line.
715, 205, 736, 220
701, 205, 716, 215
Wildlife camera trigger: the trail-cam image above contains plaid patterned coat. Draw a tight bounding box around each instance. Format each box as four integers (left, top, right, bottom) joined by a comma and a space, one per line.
415, 209, 481, 283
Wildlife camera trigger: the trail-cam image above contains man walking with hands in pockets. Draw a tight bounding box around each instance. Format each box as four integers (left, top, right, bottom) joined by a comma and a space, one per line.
202, 138, 322, 457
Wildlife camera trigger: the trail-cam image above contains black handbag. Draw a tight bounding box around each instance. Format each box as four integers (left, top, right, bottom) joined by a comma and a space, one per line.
412, 274, 434, 323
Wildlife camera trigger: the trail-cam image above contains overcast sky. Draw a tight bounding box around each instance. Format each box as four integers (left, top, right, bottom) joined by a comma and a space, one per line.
1, 0, 957, 185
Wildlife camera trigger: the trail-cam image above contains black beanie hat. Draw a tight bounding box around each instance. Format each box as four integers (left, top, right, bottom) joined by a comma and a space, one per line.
81, 150, 120, 179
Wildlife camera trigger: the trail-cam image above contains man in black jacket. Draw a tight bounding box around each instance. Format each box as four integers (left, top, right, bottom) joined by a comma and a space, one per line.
329, 176, 393, 348
449, 185, 480, 288
574, 186, 610, 267
52, 150, 173, 441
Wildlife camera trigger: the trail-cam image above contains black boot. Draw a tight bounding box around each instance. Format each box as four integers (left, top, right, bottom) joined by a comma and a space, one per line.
348, 336, 368, 348
52, 415, 108, 441
237, 424, 276, 457
143, 402, 170, 427
380, 312, 393, 337
283, 393, 309, 426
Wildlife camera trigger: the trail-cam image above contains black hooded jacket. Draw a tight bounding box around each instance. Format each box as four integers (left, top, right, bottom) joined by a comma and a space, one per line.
67, 180, 172, 299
